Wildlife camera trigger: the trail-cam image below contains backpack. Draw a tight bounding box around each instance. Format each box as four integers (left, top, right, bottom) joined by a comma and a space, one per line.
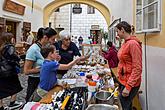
0, 44, 20, 78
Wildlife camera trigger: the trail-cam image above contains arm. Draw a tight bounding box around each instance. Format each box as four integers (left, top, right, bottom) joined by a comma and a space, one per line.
126, 41, 142, 92
24, 47, 41, 75
24, 60, 40, 75
58, 58, 80, 70
3, 45, 20, 61
79, 54, 90, 61
26, 35, 33, 45
102, 50, 113, 60
101, 49, 107, 53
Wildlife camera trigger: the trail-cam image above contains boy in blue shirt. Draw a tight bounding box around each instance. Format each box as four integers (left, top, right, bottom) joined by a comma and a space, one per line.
33, 45, 81, 101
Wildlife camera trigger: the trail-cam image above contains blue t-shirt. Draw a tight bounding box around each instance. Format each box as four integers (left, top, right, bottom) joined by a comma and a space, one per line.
26, 43, 44, 77
39, 60, 59, 91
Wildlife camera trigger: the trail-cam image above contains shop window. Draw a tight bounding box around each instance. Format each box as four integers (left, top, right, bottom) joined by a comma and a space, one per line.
87, 5, 95, 14
73, 4, 82, 14
136, 0, 161, 33
108, 18, 121, 48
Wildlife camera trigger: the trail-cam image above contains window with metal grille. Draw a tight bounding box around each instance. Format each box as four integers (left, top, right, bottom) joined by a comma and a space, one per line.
136, 0, 161, 33
87, 5, 95, 14
73, 4, 82, 14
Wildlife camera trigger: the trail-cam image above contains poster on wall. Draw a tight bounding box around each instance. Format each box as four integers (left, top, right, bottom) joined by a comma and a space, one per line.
3, 0, 25, 15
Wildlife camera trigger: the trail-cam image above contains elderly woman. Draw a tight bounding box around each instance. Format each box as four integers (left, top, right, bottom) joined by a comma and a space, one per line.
54, 30, 89, 78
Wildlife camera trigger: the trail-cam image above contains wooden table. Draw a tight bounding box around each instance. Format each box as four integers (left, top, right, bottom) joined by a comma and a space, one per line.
40, 86, 122, 110
39, 64, 123, 109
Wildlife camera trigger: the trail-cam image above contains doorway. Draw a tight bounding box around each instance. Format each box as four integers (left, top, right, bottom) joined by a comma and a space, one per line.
90, 30, 101, 44
43, 0, 111, 27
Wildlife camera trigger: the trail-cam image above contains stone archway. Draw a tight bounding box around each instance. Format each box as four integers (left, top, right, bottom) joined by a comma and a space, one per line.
43, 0, 111, 27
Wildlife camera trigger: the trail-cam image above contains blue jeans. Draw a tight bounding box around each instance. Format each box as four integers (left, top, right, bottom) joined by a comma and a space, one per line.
119, 84, 140, 110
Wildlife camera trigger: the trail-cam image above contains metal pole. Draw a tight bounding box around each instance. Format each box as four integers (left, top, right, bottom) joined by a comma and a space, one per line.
31, 0, 34, 13
70, 4, 72, 35
144, 32, 148, 110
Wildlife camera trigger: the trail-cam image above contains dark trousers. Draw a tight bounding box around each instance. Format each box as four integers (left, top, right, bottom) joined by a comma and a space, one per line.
119, 84, 140, 110
25, 76, 40, 102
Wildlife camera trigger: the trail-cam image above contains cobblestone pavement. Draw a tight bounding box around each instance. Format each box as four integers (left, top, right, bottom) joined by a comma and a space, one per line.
3, 73, 28, 107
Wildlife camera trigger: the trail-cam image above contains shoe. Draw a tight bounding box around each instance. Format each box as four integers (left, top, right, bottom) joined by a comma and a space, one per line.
8, 101, 23, 110
0, 106, 9, 110
4, 107, 9, 110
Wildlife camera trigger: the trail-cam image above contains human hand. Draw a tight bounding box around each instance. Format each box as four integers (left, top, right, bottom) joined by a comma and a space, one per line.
75, 56, 81, 63
122, 87, 130, 97
56, 55, 61, 61
78, 56, 85, 61
34, 67, 40, 73
84, 54, 91, 60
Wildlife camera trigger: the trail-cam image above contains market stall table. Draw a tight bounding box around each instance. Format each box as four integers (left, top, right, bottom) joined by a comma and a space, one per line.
39, 85, 63, 104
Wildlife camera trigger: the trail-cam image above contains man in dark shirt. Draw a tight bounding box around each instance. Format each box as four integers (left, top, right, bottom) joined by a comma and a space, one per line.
54, 30, 87, 78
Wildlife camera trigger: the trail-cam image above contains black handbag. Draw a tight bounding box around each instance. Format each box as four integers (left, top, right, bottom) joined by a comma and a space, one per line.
0, 58, 14, 78
0, 44, 19, 78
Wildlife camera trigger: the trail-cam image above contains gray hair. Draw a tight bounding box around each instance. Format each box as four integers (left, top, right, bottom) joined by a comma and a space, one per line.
59, 30, 71, 40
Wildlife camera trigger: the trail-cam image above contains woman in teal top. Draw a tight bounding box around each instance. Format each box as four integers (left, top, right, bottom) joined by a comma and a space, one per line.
24, 27, 57, 102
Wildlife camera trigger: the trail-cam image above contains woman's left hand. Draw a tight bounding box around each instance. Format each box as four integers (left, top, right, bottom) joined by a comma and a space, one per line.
122, 87, 130, 97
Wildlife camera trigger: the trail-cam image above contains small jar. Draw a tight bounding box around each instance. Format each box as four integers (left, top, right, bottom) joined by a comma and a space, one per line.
85, 73, 93, 83
88, 81, 97, 92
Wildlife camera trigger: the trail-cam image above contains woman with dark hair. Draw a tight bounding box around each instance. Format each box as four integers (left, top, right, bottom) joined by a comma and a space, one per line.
100, 41, 118, 83
115, 21, 142, 110
0, 32, 23, 110
43, 27, 57, 45
100, 41, 118, 68
24, 27, 58, 102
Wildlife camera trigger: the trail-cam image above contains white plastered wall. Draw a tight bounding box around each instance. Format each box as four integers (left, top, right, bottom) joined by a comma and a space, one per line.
0, 0, 43, 42
140, 45, 165, 110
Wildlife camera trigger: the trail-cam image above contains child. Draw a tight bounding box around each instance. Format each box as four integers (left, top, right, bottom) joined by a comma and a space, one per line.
32, 45, 81, 101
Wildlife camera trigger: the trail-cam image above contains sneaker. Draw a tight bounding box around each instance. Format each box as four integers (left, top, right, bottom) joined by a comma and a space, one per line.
8, 101, 23, 110
4, 107, 9, 110
0, 106, 9, 110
